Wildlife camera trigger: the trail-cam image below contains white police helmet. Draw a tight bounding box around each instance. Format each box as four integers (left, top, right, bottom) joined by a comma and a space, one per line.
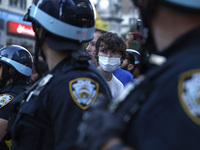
0, 45, 33, 77
24, 0, 96, 51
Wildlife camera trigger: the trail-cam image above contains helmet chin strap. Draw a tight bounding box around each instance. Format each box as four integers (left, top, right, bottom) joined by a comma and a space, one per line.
33, 24, 47, 76
0, 64, 10, 90
139, 0, 157, 53
0, 64, 19, 90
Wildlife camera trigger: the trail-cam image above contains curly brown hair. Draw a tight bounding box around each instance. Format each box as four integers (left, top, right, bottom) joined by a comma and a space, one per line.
95, 32, 127, 60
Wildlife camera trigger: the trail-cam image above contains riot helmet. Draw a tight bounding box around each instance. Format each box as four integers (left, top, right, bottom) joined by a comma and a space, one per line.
132, 0, 200, 53
126, 49, 141, 65
0, 45, 33, 89
133, 0, 200, 10
24, 0, 96, 51
158, 0, 200, 11
0, 45, 33, 77
133, 0, 200, 27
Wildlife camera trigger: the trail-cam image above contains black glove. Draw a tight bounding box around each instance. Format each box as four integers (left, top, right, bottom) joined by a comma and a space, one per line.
77, 94, 125, 150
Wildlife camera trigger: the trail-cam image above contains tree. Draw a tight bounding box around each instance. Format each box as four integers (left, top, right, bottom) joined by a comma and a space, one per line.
95, 11, 108, 30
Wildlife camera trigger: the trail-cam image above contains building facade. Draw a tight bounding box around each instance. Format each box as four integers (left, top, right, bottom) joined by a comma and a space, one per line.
0, 0, 34, 52
121, 0, 139, 34
95, 0, 123, 34
94, 0, 139, 34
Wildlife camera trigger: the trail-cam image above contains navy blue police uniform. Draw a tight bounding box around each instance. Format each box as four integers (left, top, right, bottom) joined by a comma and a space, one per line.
0, 80, 27, 121
0, 80, 27, 150
10, 56, 112, 150
116, 26, 200, 150
0, 45, 32, 150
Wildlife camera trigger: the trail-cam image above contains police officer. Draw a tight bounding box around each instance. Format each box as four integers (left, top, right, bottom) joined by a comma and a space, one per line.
77, 0, 200, 150
8, 0, 111, 150
0, 45, 33, 150
128, 49, 141, 77
120, 49, 137, 75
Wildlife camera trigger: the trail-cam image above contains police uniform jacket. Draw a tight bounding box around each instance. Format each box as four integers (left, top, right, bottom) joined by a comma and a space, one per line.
125, 26, 200, 149
0, 80, 27, 120
10, 56, 111, 150
0, 80, 27, 150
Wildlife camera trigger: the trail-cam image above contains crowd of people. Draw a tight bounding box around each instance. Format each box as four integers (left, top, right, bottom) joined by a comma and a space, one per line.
0, 0, 200, 150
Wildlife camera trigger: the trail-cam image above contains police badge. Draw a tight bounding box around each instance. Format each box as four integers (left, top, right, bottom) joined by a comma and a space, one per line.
69, 78, 99, 110
178, 69, 200, 125
0, 94, 14, 108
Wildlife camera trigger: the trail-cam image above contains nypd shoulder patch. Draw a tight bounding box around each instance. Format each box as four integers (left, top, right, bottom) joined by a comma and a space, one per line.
178, 69, 200, 125
0, 94, 14, 108
69, 78, 99, 110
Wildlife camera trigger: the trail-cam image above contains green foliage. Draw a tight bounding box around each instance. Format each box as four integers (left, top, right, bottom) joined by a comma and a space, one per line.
83, 11, 108, 51
95, 11, 109, 30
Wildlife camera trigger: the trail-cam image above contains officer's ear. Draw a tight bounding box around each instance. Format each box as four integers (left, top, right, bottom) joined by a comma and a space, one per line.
127, 64, 134, 71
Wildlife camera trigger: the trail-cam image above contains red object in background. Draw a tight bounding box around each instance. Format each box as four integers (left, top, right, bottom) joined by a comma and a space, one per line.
131, 31, 142, 41
7, 21, 35, 37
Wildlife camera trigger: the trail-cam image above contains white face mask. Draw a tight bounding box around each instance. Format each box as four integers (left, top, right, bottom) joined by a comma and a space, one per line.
98, 56, 121, 72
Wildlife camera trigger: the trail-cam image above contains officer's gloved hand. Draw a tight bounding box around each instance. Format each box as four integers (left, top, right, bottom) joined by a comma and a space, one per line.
77, 93, 125, 150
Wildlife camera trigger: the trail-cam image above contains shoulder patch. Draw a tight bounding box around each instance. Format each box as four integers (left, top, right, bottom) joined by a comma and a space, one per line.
69, 78, 99, 110
178, 69, 200, 125
0, 94, 14, 108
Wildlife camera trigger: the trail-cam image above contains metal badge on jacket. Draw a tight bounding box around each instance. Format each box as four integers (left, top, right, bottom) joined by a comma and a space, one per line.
178, 69, 200, 125
69, 78, 99, 110
0, 94, 14, 108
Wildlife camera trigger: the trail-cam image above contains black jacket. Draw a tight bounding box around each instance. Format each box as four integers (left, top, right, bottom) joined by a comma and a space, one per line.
125, 26, 200, 150
0, 80, 27, 150
10, 56, 111, 150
